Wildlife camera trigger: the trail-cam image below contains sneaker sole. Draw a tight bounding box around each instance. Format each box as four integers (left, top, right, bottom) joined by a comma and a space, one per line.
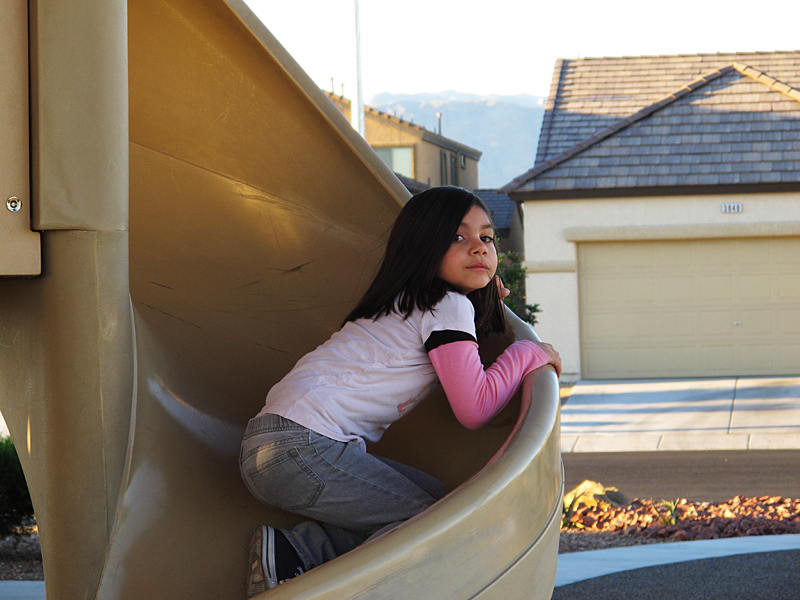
264, 526, 278, 589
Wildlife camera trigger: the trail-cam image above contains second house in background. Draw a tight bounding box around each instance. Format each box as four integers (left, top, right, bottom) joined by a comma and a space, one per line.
503, 51, 800, 381
326, 92, 481, 190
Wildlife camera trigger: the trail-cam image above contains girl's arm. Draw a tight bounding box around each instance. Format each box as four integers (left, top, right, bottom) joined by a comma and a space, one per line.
428, 339, 557, 430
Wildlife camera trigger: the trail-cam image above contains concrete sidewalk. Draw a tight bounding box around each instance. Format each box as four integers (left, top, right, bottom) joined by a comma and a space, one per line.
0, 581, 44, 600
561, 376, 800, 453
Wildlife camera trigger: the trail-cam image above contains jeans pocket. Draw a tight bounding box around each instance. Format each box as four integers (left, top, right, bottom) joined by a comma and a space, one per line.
243, 447, 325, 512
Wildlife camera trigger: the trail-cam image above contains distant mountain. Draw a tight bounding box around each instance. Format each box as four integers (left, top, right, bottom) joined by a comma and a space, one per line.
369, 91, 546, 189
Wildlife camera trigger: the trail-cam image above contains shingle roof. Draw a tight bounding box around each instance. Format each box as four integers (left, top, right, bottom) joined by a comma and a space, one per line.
473, 189, 515, 229
503, 51, 800, 195
395, 173, 430, 195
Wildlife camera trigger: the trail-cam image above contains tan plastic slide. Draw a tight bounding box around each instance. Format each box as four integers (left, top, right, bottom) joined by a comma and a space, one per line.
0, 0, 562, 598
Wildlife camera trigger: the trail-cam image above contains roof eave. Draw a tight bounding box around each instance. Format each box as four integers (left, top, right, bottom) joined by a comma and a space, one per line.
508, 181, 800, 201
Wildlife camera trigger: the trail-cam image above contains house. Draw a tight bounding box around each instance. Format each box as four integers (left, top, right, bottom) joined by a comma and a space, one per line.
502, 51, 800, 380
473, 189, 523, 254
326, 92, 482, 190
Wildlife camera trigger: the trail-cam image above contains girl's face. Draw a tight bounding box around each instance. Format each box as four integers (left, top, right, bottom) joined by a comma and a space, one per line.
435, 205, 498, 294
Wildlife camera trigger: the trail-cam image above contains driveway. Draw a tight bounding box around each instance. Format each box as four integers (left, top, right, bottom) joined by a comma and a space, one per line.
561, 376, 800, 453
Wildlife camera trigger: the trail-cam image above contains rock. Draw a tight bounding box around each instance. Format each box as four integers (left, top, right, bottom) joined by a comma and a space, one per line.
580, 515, 597, 528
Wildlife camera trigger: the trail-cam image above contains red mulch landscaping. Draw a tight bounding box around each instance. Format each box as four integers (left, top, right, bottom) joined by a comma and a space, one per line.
564, 495, 800, 542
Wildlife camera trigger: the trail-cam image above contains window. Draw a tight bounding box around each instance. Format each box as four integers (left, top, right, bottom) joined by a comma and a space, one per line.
450, 154, 458, 187
460, 154, 467, 169
374, 147, 413, 179
440, 151, 448, 185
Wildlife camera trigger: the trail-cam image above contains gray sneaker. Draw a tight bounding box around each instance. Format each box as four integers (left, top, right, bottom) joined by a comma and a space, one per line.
246, 525, 304, 598
246, 525, 275, 598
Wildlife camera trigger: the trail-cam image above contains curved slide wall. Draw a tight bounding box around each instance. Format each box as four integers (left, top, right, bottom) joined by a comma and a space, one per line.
0, 0, 562, 598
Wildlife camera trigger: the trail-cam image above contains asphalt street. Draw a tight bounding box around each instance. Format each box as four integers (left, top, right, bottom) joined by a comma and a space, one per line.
553, 548, 800, 599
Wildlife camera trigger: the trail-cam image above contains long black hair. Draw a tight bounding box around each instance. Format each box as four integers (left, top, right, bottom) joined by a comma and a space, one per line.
344, 186, 507, 337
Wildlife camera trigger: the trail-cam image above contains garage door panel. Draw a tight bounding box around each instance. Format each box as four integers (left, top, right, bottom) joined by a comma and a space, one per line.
696, 309, 737, 337
699, 345, 737, 373
648, 310, 696, 338
775, 246, 800, 267
780, 345, 800, 370
729, 242, 769, 267
778, 274, 800, 299
702, 243, 739, 267
699, 276, 733, 300
645, 277, 695, 303
739, 344, 778, 372
659, 346, 701, 372
578, 238, 800, 378
649, 243, 695, 269
777, 309, 800, 334
585, 347, 660, 377
583, 309, 696, 339
581, 312, 621, 337
736, 275, 775, 301
585, 276, 697, 305
581, 279, 619, 304
737, 309, 774, 336
583, 278, 694, 305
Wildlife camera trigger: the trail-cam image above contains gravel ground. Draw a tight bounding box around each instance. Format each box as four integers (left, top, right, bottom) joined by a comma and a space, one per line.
559, 530, 678, 553
0, 525, 43, 581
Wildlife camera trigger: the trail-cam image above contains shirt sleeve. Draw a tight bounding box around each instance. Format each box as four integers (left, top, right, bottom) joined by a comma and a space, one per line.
419, 292, 477, 342
428, 339, 549, 430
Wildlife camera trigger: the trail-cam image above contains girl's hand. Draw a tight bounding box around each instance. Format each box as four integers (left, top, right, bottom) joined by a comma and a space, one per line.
495, 276, 510, 300
533, 342, 562, 377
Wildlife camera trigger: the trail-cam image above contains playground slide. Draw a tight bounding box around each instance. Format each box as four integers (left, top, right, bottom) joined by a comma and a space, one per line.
0, 0, 562, 598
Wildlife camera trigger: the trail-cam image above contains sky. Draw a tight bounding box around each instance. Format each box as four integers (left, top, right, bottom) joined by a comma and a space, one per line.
242, 0, 799, 102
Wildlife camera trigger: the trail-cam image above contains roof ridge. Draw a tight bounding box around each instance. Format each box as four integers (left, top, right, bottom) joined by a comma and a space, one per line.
553, 50, 800, 63
534, 59, 567, 167
501, 64, 736, 193
732, 62, 800, 103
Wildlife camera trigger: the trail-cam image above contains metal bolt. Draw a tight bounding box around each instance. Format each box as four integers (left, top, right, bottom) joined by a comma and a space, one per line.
6, 196, 21, 213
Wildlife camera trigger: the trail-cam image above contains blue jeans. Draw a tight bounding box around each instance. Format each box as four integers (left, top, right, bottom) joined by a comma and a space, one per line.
240, 414, 447, 570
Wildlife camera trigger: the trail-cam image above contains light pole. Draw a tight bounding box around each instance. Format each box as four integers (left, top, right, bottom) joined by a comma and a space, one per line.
354, 0, 365, 137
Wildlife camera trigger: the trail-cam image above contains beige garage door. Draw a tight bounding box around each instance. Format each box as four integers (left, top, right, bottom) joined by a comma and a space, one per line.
578, 237, 800, 378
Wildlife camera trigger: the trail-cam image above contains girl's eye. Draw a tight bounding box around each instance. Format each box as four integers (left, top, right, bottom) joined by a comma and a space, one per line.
453, 234, 465, 242
481, 236, 495, 243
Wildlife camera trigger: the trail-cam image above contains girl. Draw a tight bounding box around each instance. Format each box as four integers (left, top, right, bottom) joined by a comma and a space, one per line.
240, 186, 560, 596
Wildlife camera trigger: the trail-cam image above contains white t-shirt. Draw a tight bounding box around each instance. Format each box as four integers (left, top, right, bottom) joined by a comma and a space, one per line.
259, 291, 476, 449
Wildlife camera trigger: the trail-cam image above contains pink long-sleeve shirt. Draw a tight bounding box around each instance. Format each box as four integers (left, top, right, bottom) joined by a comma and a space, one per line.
429, 339, 548, 430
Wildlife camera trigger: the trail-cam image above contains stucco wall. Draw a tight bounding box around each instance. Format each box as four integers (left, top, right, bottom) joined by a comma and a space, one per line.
413, 142, 478, 189
365, 117, 418, 146
522, 191, 800, 379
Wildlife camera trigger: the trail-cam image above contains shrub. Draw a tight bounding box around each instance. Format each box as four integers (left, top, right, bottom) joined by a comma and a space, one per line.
498, 252, 541, 326
0, 436, 34, 538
